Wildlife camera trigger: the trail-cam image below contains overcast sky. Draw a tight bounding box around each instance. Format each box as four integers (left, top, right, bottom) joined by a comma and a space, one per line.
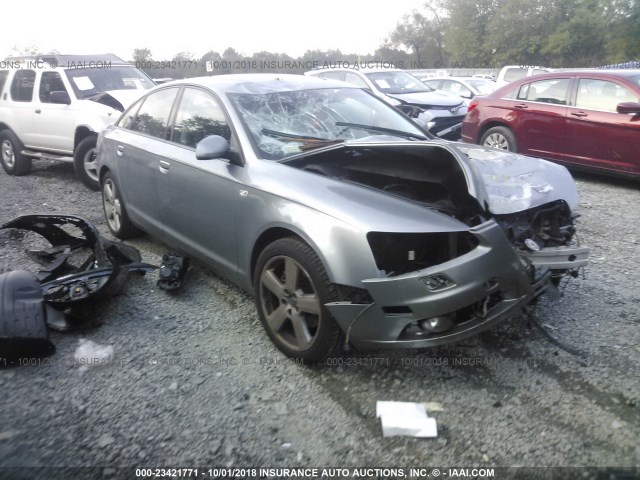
2, 0, 427, 60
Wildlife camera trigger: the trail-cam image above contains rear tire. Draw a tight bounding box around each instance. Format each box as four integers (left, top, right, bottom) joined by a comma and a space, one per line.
254, 237, 342, 363
0, 130, 32, 176
74, 135, 99, 191
101, 171, 140, 239
480, 126, 517, 152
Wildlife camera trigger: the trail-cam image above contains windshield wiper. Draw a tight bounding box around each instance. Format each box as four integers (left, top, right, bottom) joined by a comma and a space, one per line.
262, 129, 343, 152
335, 122, 427, 140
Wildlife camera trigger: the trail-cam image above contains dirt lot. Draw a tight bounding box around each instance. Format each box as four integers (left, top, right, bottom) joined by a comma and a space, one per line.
0, 161, 639, 479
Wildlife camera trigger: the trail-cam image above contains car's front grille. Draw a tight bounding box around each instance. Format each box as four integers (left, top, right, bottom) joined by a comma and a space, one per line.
430, 115, 465, 133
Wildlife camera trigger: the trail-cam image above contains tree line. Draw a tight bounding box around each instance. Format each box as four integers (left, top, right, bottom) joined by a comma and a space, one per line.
130, 0, 637, 78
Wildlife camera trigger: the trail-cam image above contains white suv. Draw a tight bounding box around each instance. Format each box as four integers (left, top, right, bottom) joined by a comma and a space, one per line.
0, 54, 154, 189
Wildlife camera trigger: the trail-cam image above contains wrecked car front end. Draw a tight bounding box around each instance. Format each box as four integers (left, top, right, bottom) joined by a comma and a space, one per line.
281, 141, 588, 350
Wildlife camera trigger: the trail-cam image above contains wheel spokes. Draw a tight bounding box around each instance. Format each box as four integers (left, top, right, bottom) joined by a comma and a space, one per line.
297, 293, 320, 316
104, 181, 121, 230
291, 313, 312, 349
84, 151, 98, 180
2, 141, 15, 168
260, 254, 322, 352
262, 269, 285, 298
266, 304, 288, 332
284, 257, 299, 292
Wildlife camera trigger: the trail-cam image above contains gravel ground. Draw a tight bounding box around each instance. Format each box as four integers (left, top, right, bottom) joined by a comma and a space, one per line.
0, 161, 638, 479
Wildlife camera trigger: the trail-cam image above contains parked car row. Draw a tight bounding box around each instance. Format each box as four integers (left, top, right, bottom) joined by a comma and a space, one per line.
305, 68, 467, 139
0, 62, 593, 362
421, 76, 498, 105
461, 70, 640, 177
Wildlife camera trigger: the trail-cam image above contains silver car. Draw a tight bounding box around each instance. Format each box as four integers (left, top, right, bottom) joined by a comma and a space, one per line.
96, 74, 588, 362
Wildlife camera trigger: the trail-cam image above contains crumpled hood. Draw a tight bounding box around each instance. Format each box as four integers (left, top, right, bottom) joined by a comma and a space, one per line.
388, 91, 463, 109
450, 143, 579, 215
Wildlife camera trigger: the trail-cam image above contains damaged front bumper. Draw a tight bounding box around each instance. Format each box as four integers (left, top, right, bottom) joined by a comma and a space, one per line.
327, 219, 588, 349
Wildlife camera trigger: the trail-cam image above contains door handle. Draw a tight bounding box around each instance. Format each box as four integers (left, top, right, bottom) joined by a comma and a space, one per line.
35, 109, 41, 114
116, 145, 124, 157
159, 160, 170, 173
570, 111, 588, 117
514, 103, 528, 109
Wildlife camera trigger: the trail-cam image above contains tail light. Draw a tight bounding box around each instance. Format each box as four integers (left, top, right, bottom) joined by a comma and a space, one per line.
467, 99, 480, 112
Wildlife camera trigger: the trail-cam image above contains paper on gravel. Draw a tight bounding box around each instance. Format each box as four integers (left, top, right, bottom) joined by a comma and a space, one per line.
73, 339, 114, 370
376, 401, 438, 438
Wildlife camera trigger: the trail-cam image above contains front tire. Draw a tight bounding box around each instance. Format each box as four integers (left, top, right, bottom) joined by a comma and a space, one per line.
254, 237, 342, 363
0, 130, 32, 176
101, 171, 140, 239
74, 135, 99, 190
480, 126, 517, 152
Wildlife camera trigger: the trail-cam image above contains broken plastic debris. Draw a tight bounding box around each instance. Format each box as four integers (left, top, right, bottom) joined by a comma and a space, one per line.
73, 339, 114, 368
376, 401, 438, 438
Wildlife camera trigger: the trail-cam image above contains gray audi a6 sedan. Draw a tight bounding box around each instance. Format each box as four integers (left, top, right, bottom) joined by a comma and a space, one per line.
96, 74, 588, 362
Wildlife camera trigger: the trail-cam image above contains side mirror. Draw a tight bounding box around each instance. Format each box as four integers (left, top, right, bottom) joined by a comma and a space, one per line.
49, 91, 71, 105
195, 135, 244, 166
617, 102, 640, 115
196, 135, 230, 160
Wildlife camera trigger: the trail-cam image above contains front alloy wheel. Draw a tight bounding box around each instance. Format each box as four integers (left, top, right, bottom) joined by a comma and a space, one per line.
1, 139, 15, 169
254, 238, 341, 362
74, 135, 100, 190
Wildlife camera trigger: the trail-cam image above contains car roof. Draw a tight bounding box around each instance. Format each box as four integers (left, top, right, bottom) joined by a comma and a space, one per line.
428, 76, 490, 82
165, 73, 358, 94
308, 67, 404, 74
506, 69, 640, 81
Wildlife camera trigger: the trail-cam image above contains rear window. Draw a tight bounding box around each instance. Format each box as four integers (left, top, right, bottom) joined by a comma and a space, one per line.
319, 71, 345, 81
517, 78, 570, 105
504, 68, 527, 82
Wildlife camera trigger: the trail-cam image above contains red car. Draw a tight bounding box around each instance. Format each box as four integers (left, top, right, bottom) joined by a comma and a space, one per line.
461, 70, 640, 177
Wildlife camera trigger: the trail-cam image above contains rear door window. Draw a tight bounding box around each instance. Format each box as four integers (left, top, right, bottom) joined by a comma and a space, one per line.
0, 71, 9, 95
10, 70, 36, 102
517, 78, 570, 105
128, 87, 179, 139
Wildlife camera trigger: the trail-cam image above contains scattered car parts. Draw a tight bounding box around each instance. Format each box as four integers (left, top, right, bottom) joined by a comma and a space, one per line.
0, 214, 156, 359
157, 252, 191, 291
0, 269, 55, 359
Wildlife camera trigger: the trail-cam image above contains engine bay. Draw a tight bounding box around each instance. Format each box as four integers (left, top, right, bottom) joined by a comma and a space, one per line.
287, 143, 485, 226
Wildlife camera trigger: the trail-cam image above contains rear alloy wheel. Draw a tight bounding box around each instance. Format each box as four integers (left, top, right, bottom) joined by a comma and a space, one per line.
74, 135, 100, 190
254, 237, 341, 363
0, 130, 32, 176
101, 172, 140, 239
480, 126, 517, 152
